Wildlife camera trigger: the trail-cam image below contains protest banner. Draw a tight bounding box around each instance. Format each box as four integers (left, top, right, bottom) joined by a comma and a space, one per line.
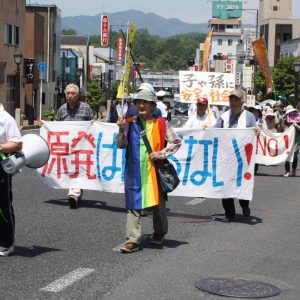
39, 121, 257, 200
255, 126, 296, 165
179, 71, 235, 105
287, 111, 300, 123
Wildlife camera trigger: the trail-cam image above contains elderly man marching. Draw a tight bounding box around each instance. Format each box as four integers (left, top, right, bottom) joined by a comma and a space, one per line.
55, 83, 94, 208
116, 89, 181, 253
215, 89, 257, 222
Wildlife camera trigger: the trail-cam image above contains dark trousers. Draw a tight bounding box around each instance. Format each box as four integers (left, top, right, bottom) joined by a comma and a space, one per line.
222, 198, 249, 219
285, 152, 298, 172
0, 165, 15, 247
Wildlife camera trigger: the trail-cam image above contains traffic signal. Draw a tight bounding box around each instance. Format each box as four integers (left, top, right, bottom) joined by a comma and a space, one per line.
188, 58, 195, 66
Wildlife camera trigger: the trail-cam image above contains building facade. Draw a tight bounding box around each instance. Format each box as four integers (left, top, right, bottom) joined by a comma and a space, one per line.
259, 0, 300, 66
0, 0, 26, 118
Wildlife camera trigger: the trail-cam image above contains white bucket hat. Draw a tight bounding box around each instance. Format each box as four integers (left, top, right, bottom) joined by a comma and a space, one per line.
265, 108, 275, 117
284, 105, 298, 115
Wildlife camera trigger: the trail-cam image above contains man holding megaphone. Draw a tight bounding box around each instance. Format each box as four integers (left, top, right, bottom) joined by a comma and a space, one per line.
0, 102, 22, 256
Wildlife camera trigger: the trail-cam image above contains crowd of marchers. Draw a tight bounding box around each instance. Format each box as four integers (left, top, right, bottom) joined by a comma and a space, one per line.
1, 82, 299, 256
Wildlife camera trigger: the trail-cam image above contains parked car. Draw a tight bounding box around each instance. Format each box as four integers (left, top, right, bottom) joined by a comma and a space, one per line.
174, 102, 190, 116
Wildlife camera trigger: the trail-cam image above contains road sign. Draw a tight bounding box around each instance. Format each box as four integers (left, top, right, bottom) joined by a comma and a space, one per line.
38, 61, 48, 71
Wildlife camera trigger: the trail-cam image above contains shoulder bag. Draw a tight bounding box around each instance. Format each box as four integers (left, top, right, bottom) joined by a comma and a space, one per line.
137, 118, 180, 193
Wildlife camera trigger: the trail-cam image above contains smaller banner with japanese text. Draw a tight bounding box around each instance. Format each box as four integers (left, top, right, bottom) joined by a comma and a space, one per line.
179, 71, 235, 105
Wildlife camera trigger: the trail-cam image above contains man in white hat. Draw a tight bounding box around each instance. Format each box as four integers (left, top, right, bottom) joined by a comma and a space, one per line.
262, 108, 279, 133
215, 89, 257, 222
156, 90, 168, 119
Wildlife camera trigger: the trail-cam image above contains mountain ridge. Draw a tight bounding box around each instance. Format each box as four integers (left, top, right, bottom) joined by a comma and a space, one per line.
62, 9, 208, 37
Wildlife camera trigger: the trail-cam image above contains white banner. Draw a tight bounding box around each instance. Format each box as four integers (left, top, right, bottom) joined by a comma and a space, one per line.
255, 126, 296, 165
38, 121, 257, 200
179, 71, 235, 105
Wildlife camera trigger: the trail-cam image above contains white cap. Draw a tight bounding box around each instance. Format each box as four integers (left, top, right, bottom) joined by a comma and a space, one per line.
254, 105, 262, 111
156, 90, 166, 97
138, 82, 154, 93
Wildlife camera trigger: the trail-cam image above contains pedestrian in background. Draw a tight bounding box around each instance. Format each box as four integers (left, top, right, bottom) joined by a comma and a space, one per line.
55, 83, 94, 208
214, 89, 257, 222
282, 105, 300, 177
184, 97, 216, 129
0, 103, 22, 256
116, 89, 181, 253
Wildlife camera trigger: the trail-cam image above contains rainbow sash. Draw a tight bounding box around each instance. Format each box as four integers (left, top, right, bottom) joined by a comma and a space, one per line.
124, 118, 166, 209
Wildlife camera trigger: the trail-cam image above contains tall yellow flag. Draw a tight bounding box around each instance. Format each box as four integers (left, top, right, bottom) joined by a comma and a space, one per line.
117, 22, 136, 99
202, 31, 212, 72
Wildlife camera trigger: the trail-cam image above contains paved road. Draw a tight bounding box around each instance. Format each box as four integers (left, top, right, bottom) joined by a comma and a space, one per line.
1, 123, 300, 299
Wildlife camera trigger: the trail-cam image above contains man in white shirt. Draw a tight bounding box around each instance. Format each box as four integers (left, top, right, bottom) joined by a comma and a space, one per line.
0, 103, 22, 256
156, 91, 168, 118
184, 98, 216, 129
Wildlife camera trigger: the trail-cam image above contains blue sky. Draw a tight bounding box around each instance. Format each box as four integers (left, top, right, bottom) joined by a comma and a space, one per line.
27, 0, 300, 24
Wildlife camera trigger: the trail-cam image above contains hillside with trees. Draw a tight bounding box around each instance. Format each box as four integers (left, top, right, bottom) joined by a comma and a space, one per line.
89, 29, 206, 71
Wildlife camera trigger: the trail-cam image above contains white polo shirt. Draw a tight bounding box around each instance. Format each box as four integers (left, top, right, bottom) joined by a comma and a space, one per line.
184, 112, 216, 129
0, 103, 22, 144
156, 101, 168, 118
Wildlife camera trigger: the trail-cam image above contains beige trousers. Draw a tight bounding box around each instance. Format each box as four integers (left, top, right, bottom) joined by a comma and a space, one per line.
68, 188, 82, 200
125, 193, 168, 244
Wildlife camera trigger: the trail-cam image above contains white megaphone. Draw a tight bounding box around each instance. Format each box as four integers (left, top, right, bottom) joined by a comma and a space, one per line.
1, 134, 50, 175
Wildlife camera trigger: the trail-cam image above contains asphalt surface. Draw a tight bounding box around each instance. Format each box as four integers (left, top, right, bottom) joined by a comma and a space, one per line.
1, 115, 300, 299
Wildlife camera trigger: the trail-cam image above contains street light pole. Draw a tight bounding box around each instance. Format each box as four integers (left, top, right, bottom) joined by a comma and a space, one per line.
107, 24, 127, 102
13, 52, 23, 110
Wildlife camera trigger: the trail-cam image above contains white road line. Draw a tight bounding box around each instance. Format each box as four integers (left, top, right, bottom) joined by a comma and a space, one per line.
40, 268, 95, 292
186, 198, 206, 205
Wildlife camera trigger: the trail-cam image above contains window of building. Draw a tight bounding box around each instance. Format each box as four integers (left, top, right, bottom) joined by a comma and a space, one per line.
273, 6, 278, 11
218, 39, 222, 46
228, 39, 233, 46
4, 24, 19, 46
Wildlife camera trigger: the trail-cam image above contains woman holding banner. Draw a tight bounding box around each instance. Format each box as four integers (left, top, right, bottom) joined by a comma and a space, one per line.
282, 105, 300, 177
116, 89, 181, 253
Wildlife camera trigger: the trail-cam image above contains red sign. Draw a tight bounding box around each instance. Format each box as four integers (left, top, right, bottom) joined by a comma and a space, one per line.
101, 15, 109, 46
116, 37, 124, 62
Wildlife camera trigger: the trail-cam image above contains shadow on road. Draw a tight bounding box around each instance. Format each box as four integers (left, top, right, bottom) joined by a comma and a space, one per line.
212, 214, 263, 225
45, 199, 127, 214
141, 234, 188, 250
14, 245, 61, 258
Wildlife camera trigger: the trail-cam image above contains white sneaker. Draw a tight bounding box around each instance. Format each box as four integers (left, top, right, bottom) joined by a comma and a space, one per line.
283, 172, 290, 177
0, 245, 14, 257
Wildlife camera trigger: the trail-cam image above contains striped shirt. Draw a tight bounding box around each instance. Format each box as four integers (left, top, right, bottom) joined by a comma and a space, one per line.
55, 101, 93, 121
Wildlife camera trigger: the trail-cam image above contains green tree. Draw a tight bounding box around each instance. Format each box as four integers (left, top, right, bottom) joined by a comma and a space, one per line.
254, 56, 300, 101
86, 81, 105, 118
61, 29, 77, 35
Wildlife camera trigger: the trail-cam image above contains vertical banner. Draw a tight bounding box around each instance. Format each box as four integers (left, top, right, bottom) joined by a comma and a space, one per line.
101, 15, 109, 46
24, 58, 35, 84
252, 37, 274, 94
116, 36, 125, 63
117, 22, 136, 99
202, 31, 212, 72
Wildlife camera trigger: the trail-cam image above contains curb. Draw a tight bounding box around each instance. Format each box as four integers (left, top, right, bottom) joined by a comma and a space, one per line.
20, 125, 40, 131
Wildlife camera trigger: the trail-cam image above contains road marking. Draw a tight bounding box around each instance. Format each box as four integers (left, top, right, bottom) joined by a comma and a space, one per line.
40, 268, 95, 292
186, 198, 206, 205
